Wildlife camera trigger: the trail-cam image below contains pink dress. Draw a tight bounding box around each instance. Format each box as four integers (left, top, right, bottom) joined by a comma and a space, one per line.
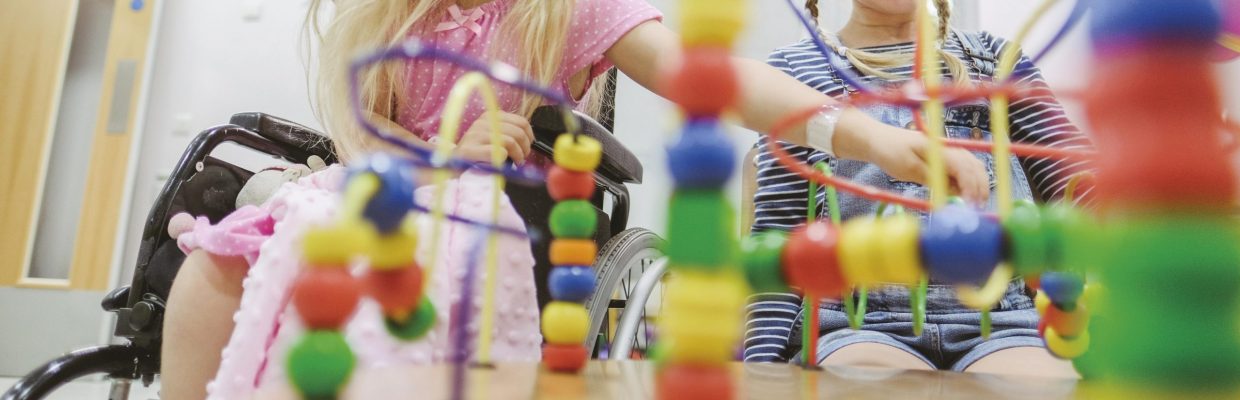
180, 1, 661, 399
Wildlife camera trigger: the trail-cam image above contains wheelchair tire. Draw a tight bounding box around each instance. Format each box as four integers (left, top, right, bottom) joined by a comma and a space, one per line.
585, 228, 666, 356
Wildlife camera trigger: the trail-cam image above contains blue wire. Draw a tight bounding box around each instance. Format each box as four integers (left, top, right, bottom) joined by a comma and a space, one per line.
782, 0, 877, 94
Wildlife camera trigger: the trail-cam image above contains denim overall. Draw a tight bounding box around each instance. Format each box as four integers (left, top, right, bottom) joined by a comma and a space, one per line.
790, 31, 1043, 370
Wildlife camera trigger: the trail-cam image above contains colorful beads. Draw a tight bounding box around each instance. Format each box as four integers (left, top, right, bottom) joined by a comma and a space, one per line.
286, 331, 355, 398
839, 216, 921, 287
547, 166, 595, 200
666, 120, 737, 188
350, 153, 417, 234
553, 134, 603, 172
741, 231, 789, 293
1044, 325, 1091, 359
1044, 302, 1090, 338
549, 239, 597, 266
783, 222, 846, 297
662, 48, 739, 117
365, 267, 425, 319
920, 205, 1003, 285
1005, 201, 1047, 275
678, 0, 745, 47
549, 200, 598, 238
292, 268, 362, 330
384, 297, 436, 340
368, 229, 418, 270
542, 344, 589, 372
665, 190, 736, 267
301, 222, 376, 265
542, 301, 591, 344
1039, 271, 1084, 310
661, 272, 746, 363
1035, 290, 1050, 315
548, 266, 596, 302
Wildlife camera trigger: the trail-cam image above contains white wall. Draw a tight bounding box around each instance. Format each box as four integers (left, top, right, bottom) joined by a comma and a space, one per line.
119, 0, 319, 283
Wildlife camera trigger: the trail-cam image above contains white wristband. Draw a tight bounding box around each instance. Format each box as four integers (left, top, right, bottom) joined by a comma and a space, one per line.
806, 104, 844, 157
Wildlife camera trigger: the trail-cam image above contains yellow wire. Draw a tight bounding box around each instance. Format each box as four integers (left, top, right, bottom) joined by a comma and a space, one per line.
991, 0, 1059, 220
1221, 34, 1240, 54
918, 2, 948, 208
430, 72, 506, 365
342, 174, 381, 219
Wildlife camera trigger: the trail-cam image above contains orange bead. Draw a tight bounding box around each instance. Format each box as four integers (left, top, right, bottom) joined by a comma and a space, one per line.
292, 269, 362, 329
365, 266, 424, 319
548, 166, 595, 201
662, 47, 739, 117
782, 222, 847, 297
1043, 302, 1090, 338
542, 344, 588, 373
549, 239, 597, 266
656, 364, 733, 400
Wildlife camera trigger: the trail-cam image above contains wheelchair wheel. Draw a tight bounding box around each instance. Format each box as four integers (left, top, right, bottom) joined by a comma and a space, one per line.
586, 228, 666, 359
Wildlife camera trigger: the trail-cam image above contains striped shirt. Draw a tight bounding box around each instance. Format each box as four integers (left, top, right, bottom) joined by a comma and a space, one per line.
743, 31, 1094, 363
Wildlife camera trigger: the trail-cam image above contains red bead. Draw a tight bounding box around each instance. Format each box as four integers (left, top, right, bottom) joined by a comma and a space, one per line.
662, 47, 739, 117
1037, 319, 1048, 337
365, 266, 424, 319
292, 268, 362, 329
542, 344, 588, 373
548, 166, 595, 201
782, 222, 847, 297
1026, 274, 1041, 292
1044, 303, 1089, 338
656, 364, 733, 400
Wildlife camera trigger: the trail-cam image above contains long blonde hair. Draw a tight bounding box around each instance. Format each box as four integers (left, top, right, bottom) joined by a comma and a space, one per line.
806, 0, 969, 84
304, 0, 608, 162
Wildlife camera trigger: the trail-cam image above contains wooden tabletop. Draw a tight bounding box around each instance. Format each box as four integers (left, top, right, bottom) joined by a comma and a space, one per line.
255, 360, 1102, 399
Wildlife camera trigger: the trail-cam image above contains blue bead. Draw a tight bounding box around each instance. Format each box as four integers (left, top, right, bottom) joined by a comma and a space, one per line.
549, 266, 596, 302
919, 205, 1003, 285
666, 119, 735, 189
348, 153, 416, 233
1090, 0, 1220, 47
1040, 271, 1084, 308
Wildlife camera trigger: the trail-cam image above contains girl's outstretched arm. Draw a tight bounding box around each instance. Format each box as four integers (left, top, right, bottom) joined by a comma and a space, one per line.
605, 21, 991, 203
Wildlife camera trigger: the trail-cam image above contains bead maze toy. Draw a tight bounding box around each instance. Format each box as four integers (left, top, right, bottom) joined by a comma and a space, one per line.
277, 0, 1240, 398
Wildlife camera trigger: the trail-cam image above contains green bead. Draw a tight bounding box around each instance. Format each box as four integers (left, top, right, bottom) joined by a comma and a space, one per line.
549, 200, 598, 239
385, 297, 437, 340
1005, 201, 1046, 275
665, 190, 737, 268
1093, 215, 1240, 388
741, 231, 789, 292
286, 331, 355, 399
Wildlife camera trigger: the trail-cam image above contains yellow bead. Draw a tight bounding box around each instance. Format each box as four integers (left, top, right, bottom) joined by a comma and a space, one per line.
553, 134, 603, 172
541, 302, 589, 345
664, 271, 748, 315
370, 231, 418, 270
680, 0, 745, 47
660, 302, 741, 364
1044, 325, 1090, 359
875, 216, 921, 285
549, 239, 597, 266
839, 219, 881, 286
1035, 290, 1050, 315
1081, 283, 1105, 314
302, 221, 376, 265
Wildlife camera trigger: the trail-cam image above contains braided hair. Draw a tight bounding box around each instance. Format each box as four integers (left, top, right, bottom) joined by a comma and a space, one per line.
803, 0, 970, 84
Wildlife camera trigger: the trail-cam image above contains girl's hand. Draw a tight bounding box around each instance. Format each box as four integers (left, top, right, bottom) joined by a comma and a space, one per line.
866, 126, 991, 205
455, 111, 534, 164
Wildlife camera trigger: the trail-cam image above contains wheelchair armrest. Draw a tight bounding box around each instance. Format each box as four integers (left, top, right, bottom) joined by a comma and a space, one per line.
228, 112, 337, 164
101, 286, 130, 312
530, 106, 643, 184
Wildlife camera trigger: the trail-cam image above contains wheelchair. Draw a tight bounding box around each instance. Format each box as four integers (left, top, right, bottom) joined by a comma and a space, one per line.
3, 102, 668, 399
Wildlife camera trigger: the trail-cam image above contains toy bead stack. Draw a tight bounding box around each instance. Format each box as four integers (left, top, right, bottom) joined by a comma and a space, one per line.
286, 154, 437, 399
541, 133, 604, 372
656, 0, 748, 398
1080, 0, 1240, 389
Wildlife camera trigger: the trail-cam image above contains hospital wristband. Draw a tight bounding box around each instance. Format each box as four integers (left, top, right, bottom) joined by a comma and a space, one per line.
806, 104, 844, 158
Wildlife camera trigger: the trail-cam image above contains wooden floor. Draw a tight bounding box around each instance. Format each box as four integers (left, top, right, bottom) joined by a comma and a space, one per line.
253, 360, 1105, 399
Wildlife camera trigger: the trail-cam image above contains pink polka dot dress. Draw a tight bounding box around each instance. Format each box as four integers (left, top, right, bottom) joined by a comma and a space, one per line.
180, 1, 661, 399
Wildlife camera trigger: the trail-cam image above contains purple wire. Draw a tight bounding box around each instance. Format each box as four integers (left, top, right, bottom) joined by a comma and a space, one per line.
347, 39, 581, 184
782, 0, 877, 94
448, 228, 489, 400
1029, 0, 1089, 65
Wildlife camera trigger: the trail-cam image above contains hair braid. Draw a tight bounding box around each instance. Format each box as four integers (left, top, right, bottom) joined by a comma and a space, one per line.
805, 0, 820, 21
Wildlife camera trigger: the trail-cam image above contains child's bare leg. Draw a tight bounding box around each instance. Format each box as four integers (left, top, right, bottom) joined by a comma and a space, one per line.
964, 347, 1079, 378
161, 250, 248, 399
821, 343, 934, 370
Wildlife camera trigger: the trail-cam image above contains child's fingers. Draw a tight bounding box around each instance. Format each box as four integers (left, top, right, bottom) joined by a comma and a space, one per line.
945, 150, 989, 205
499, 113, 534, 155
500, 135, 526, 164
